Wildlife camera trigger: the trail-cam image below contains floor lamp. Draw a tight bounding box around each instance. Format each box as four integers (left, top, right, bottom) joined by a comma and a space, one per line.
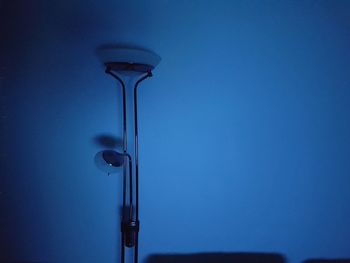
95, 47, 161, 263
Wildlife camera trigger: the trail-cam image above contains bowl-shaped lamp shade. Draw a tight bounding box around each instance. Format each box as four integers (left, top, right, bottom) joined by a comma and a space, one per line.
94, 150, 125, 174
97, 47, 161, 75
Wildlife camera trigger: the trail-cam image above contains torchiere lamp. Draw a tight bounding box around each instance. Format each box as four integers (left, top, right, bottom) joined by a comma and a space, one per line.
94, 47, 161, 263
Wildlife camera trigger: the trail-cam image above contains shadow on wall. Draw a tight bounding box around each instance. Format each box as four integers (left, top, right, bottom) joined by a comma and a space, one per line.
93, 134, 123, 149
146, 252, 285, 263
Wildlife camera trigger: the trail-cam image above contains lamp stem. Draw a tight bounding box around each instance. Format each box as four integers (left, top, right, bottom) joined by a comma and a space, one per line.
133, 71, 152, 263
105, 68, 127, 263
106, 67, 152, 263
125, 153, 133, 219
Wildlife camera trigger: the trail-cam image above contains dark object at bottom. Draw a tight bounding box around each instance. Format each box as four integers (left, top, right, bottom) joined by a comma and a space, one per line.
304, 260, 350, 263
146, 252, 285, 263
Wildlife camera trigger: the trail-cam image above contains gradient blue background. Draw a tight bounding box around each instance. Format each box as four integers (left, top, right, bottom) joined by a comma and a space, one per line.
1, 1, 350, 263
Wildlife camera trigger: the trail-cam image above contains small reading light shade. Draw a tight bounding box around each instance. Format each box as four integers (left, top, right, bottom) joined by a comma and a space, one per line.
94, 150, 124, 174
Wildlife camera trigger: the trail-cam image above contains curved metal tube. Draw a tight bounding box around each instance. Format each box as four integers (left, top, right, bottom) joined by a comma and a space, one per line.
133, 71, 152, 263
105, 67, 127, 263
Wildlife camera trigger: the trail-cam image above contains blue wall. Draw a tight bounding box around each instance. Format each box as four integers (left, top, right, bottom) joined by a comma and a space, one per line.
1, 1, 350, 262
